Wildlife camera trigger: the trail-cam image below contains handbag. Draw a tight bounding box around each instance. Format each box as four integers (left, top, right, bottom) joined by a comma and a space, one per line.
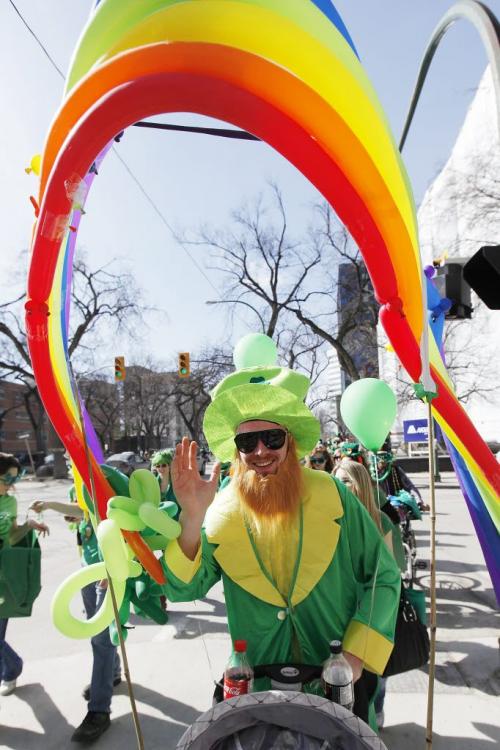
0, 529, 42, 618
405, 586, 427, 626
383, 586, 430, 677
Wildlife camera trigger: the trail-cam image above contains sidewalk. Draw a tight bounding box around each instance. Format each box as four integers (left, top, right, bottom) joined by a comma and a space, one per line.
0, 474, 498, 749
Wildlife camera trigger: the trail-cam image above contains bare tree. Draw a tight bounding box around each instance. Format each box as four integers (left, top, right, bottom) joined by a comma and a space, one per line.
123, 365, 179, 450
0, 253, 149, 452
180, 188, 379, 430
441, 312, 499, 404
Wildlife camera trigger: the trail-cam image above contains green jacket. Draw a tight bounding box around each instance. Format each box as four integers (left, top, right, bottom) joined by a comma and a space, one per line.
163, 468, 400, 674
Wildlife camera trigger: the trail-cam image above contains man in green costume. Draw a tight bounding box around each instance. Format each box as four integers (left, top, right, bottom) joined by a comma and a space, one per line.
163, 335, 400, 723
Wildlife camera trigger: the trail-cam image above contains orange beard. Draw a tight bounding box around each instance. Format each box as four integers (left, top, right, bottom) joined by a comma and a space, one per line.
232, 437, 303, 540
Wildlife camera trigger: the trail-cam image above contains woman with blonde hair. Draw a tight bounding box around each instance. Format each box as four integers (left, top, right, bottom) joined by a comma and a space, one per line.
334, 458, 392, 551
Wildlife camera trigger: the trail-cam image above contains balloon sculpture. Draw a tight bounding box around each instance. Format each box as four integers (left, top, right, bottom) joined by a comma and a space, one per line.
52, 466, 179, 640
25, 0, 499, 631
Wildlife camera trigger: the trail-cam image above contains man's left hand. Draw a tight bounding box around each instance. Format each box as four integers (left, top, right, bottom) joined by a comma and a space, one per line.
343, 651, 363, 682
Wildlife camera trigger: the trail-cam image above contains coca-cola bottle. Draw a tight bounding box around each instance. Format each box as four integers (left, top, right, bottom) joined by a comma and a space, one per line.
223, 639, 254, 700
321, 640, 354, 711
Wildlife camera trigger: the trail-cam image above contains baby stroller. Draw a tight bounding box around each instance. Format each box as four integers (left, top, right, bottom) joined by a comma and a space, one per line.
388, 490, 425, 584
176, 664, 388, 750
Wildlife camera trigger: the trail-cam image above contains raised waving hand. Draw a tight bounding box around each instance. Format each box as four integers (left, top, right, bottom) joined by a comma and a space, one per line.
171, 438, 220, 521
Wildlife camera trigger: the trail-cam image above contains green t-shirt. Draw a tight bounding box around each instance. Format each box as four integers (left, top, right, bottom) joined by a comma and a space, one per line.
78, 517, 100, 566
0, 494, 17, 539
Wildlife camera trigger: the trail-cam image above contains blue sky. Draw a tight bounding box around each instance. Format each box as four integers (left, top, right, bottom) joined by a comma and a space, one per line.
0, 0, 498, 370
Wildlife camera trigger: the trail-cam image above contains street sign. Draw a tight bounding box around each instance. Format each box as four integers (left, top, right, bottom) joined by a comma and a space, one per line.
403, 419, 428, 443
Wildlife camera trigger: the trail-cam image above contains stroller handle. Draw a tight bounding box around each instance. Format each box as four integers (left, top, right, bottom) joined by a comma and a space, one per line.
253, 662, 321, 684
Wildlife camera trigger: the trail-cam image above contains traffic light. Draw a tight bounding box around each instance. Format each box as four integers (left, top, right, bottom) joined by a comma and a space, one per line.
114, 356, 126, 382
178, 352, 190, 378
463, 245, 500, 310
434, 262, 472, 319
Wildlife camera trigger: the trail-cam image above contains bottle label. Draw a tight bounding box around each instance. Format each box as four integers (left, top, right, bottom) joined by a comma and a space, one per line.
223, 676, 253, 700
322, 678, 354, 710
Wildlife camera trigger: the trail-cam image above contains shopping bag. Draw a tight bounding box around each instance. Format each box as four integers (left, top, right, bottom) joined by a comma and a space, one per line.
0, 529, 42, 617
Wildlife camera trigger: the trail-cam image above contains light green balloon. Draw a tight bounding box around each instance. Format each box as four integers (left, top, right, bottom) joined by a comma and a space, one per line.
97, 519, 130, 581
129, 469, 160, 506
107, 506, 146, 532
340, 378, 397, 451
51, 562, 125, 639
233, 333, 277, 369
143, 533, 169, 551
138, 503, 181, 540
108, 496, 140, 513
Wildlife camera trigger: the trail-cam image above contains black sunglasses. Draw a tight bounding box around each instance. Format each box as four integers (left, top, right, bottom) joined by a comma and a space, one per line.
310, 457, 326, 465
234, 429, 287, 454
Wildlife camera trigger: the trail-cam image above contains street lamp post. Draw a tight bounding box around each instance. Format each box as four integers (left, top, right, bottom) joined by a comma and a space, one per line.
17, 432, 35, 476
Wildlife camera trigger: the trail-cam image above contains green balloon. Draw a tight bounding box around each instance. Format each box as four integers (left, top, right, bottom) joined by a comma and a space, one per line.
51, 562, 126, 640
233, 333, 277, 369
129, 469, 160, 507
340, 378, 397, 451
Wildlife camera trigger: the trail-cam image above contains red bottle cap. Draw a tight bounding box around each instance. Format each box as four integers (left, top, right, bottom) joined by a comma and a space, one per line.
234, 640, 247, 652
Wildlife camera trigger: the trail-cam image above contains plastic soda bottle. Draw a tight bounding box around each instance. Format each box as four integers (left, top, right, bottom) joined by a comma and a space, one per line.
223, 639, 254, 700
321, 640, 354, 711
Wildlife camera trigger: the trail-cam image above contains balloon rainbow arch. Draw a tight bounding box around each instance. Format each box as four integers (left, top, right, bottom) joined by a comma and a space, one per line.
26, 0, 500, 635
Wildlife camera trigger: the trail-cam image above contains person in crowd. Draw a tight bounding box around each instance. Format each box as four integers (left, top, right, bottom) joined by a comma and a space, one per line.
304, 446, 334, 473
162, 336, 400, 725
151, 449, 177, 505
0, 453, 49, 696
334, 459, 405, 570
150, 449, 180, 612
338, 441, 367, 466
30, 491, 121, 744
333, 457, 406, 729
373, 451, 430, 511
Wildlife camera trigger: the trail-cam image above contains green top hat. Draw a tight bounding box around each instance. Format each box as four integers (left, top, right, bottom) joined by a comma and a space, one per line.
203, 334, 320, 462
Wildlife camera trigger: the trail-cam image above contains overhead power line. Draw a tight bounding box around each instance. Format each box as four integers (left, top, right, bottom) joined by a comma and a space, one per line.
8, 0, 65, 79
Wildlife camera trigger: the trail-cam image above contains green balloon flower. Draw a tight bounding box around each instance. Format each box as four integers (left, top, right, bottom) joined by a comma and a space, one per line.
107, 469, 181, 546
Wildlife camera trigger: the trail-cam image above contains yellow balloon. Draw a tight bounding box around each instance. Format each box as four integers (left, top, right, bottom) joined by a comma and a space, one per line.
30, 154, 41, 175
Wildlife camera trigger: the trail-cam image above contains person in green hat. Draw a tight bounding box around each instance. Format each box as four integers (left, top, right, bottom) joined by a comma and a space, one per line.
162, 334, 400, 725
150, 449, 178, 509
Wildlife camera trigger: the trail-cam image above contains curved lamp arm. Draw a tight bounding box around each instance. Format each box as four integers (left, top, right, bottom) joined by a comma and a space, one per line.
399, 0, 500, 151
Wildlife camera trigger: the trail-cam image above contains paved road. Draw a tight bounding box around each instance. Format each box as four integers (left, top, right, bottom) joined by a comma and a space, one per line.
0, 472, 498, 749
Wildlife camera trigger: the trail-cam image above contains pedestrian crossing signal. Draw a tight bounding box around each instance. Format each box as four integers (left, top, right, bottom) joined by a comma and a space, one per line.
178, 352, 190, 378
114, 356, 126, 382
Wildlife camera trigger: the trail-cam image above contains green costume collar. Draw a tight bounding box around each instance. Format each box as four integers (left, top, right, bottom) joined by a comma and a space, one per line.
204, 468, 343, 607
